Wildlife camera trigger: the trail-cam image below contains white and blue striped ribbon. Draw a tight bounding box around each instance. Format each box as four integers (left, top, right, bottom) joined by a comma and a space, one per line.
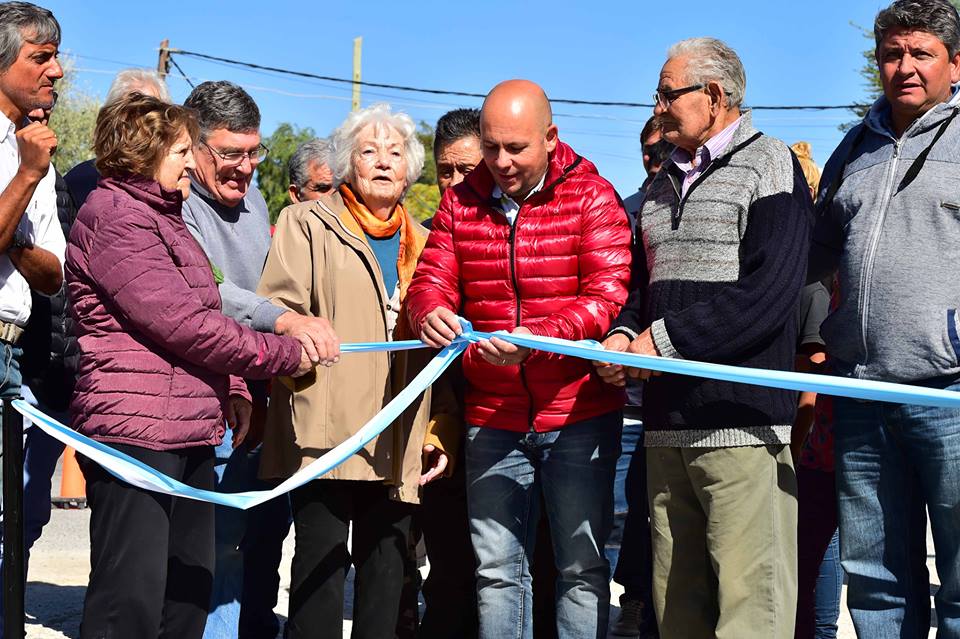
13, 319, 960, 509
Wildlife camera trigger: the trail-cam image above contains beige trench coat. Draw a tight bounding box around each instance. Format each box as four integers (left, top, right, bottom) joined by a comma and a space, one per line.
257, 191, 451, 504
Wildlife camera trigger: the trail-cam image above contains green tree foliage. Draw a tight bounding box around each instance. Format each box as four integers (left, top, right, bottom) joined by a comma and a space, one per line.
49, 57, 100, 174
257, 122, 316, 223
847, 0, 960, 128
404, 182, 440, 222
404, 121, 439, 222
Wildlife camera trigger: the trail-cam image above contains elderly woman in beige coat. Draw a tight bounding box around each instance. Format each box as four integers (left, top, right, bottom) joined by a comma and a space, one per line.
257, 103, 456, 639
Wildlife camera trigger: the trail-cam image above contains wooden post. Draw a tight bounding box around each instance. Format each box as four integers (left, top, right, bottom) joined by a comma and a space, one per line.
352, 37, 362, 112
157, 39, 170, 80
2, 398, 24, 639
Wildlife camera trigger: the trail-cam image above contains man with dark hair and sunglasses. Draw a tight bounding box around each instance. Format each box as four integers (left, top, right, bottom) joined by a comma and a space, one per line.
180, 80, 339, 639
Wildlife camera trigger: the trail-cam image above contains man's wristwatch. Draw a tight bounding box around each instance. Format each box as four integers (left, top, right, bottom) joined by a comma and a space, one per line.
11, 229, 32, 250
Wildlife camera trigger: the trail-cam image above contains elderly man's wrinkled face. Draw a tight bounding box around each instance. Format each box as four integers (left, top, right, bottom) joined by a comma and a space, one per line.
192, 127, 262, 208
654, 56, 713, 154
436, 135, 481, 195
352, 122, 408, 211
878, 27, 960, 131
289, 160, 334, 204
0, 36, 62, 118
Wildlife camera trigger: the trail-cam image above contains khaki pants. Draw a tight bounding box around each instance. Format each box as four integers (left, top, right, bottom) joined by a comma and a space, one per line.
647, 445, 798, 639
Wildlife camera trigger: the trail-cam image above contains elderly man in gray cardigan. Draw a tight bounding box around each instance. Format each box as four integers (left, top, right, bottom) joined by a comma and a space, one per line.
595, 38, 813, 639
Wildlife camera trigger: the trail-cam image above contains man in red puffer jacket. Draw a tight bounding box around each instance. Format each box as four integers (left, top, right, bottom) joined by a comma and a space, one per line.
406, 79, 631, 639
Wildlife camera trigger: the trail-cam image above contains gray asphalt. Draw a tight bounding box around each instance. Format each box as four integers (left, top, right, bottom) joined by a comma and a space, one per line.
21, 491, 941, 638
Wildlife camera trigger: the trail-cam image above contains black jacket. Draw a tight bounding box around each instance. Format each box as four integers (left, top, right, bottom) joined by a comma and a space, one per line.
20, 169, 79, 410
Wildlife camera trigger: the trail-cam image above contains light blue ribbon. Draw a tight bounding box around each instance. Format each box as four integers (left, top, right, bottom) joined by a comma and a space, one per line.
13, 318, 960, 509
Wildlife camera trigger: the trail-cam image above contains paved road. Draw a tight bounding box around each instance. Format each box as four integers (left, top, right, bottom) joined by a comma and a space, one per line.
22, 505, 941, 638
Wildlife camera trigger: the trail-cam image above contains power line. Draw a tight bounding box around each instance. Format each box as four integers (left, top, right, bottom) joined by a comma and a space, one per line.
168, 56, 195, 89
168, 48, 861, 112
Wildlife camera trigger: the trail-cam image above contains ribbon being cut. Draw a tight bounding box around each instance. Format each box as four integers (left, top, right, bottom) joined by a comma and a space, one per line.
14, 319, 960, 510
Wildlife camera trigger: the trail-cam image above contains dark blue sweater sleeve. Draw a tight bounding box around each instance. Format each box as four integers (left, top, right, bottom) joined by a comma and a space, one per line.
659, 155, 813, 363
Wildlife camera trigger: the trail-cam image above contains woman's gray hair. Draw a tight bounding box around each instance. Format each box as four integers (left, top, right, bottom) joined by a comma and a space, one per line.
288, 137, 332, 188
0, 2, 60, 72
105, 68, 171, 106
666, 37, 746, 108
330, 103, 424, 189
875, 0, 960, 58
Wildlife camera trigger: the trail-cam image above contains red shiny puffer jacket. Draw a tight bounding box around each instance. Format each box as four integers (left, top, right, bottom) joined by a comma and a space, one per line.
407, 141, 631, 432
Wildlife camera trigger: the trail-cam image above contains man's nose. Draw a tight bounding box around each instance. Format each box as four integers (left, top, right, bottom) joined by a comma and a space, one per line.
236, 155, 255, 174
898, 54, 918, 76
48, 58, 64, 79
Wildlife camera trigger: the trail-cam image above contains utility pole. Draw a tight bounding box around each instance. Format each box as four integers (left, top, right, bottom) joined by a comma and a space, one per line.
352, 37, 362, 112
157, 39, 170, 80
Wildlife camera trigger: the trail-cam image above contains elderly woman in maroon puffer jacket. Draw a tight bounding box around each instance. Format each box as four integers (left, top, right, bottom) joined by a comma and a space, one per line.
65, 93, 310, 639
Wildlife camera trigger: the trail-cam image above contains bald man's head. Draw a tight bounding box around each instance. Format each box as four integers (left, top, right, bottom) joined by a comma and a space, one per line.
480, 79, 558, 200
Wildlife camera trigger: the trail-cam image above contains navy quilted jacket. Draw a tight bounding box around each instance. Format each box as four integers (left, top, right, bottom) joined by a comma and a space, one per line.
66, 175, 302, 450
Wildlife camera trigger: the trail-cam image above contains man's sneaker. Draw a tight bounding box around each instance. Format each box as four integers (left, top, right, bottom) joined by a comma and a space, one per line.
609, 597, 658, 638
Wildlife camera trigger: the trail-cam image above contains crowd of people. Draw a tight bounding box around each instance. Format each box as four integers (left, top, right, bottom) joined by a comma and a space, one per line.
0, 0, 957, 638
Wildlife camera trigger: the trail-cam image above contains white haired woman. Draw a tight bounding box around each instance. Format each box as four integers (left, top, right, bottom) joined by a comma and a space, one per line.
256, 103, 457, 638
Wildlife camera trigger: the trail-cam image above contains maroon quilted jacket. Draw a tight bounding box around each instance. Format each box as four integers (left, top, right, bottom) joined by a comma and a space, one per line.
66, 175, 302, 450
407, 141, 631, 432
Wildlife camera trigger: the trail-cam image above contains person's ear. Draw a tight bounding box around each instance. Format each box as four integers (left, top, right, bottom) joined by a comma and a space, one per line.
288, 184, 301, 204
544, 123, 559, 153
950, 51, 960, 84
707, 81, 725, 115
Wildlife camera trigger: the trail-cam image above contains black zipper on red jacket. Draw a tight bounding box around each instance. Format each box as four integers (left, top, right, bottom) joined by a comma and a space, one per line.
507, 219, 535, 431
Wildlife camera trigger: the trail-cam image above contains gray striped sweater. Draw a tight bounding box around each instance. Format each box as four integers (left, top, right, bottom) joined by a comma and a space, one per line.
612, 112, 814, 447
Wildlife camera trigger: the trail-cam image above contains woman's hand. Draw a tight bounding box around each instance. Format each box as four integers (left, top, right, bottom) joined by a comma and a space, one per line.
420, 444, 449, 485
293, 346, 315, 378
276, 312, 341, 367
226, 396, 253, 448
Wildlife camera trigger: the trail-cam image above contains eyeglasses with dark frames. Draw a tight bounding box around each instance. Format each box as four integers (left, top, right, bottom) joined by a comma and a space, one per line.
653, 84, 705, 109
201, 140, 270, 166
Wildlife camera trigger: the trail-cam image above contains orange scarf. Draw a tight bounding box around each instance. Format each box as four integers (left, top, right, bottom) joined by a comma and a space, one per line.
339, 184, 425, 337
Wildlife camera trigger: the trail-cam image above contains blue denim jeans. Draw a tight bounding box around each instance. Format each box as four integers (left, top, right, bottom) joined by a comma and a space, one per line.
465, 411, 621, 639
203, 428, 292, 639
834, 383, 960, 638
813, 530, 841, 639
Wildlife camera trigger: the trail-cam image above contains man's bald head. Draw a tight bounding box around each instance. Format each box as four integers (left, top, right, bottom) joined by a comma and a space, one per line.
482, 79, 553, 133
480, 79, 558, 201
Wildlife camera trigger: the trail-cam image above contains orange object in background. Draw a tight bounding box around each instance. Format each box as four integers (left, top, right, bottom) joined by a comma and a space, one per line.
55, 446, 86, 508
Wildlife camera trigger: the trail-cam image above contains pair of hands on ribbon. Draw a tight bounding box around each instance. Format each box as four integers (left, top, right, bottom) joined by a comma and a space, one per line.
419, 306, 663, 387
229, 311, 450, 485
419, 306, 531, 367
592, 331, 663, 386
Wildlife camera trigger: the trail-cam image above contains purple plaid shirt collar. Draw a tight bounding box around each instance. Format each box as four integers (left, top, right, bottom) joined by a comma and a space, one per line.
670, 115, 742, 199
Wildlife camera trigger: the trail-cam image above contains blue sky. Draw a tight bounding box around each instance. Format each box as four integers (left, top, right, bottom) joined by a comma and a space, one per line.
44, 0, 887, 195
